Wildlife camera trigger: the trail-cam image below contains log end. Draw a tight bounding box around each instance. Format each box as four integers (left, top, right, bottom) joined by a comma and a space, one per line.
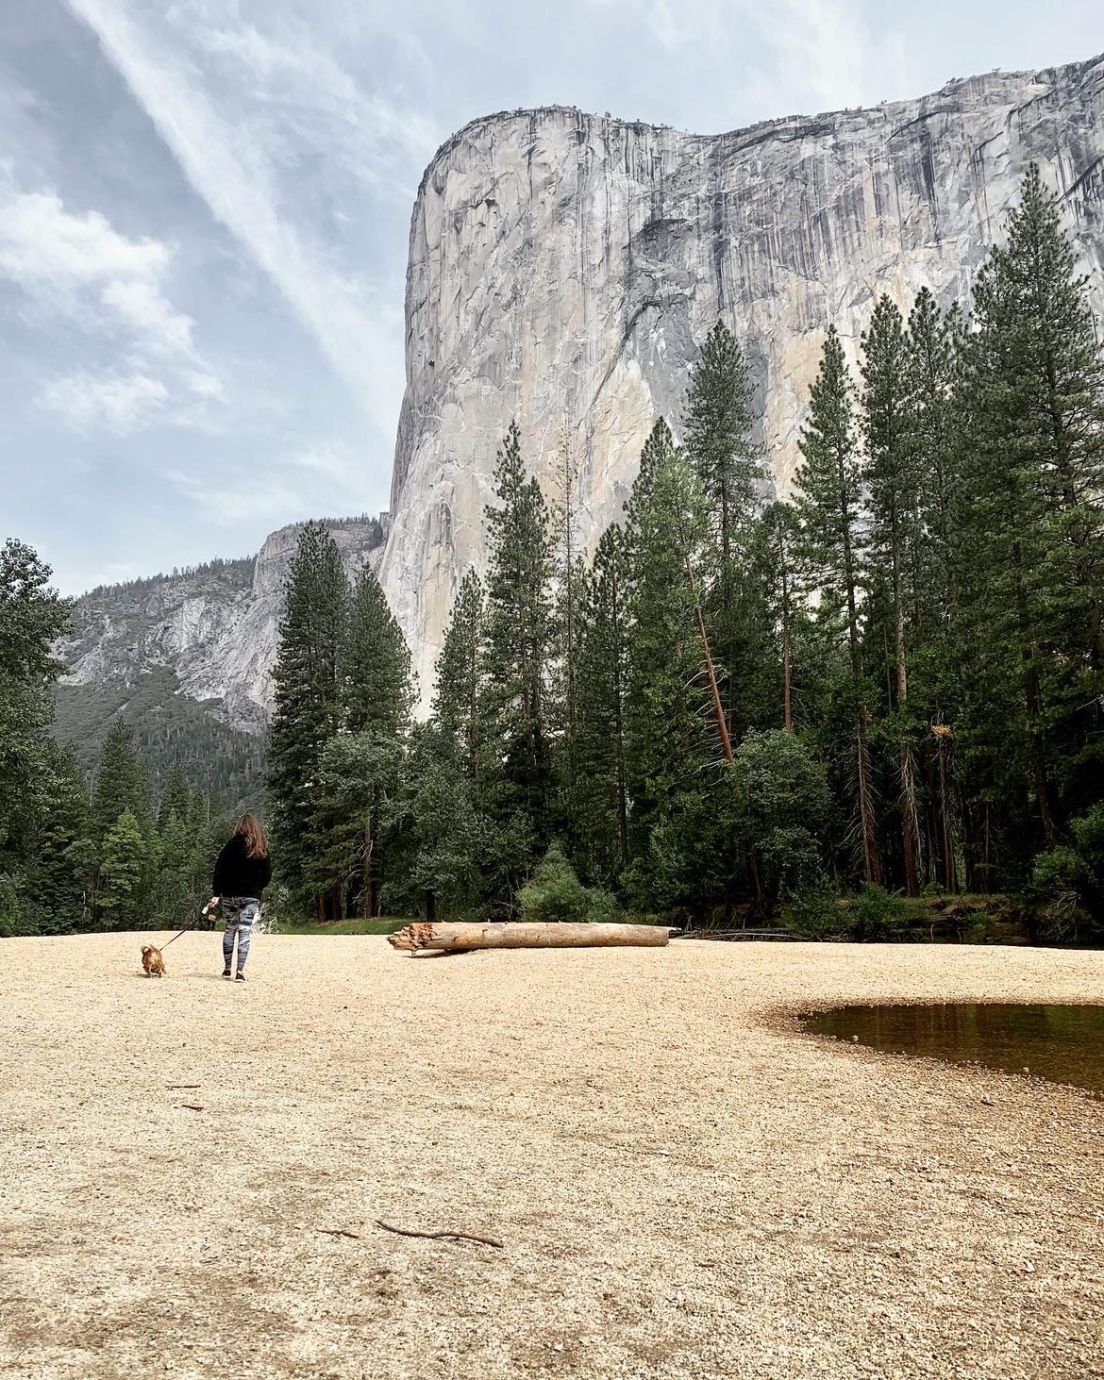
387, 923, 435, 952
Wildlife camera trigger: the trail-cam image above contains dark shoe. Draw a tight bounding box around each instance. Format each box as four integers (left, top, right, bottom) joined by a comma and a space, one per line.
222, 968, 232, 979
235, 972, 246, 982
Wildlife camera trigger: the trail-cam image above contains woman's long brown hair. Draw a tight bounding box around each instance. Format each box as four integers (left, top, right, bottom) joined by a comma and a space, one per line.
236, 814, 268, 859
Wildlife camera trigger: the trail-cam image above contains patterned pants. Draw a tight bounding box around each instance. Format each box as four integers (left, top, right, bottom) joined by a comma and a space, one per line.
222, 898, 259, 973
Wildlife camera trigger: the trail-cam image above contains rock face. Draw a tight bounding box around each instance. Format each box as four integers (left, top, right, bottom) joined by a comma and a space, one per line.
379, 54, 1104, 702
60, 518, 386, 731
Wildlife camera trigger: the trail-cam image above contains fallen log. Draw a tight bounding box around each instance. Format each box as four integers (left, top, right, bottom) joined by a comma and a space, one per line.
388, 921, 674, 953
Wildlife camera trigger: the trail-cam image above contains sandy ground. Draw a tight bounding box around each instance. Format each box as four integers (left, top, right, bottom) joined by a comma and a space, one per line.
1, 935, 1102, 1380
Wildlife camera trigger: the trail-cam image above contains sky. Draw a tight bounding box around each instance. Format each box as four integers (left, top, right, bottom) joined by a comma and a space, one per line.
1, 0, 1100, 595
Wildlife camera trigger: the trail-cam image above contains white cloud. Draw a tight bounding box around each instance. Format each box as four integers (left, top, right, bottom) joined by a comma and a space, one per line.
65, 0, 435, 441
38, 371, 169, 432
0, 173, 224, 433
100, 278, 196, 356
0, 188, 169, 288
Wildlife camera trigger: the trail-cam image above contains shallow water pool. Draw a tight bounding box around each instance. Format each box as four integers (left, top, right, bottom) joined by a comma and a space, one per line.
805, 1002, 1104, 1095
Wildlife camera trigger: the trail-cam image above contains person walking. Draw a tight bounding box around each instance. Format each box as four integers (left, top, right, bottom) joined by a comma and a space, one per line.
208, 814, 272, 982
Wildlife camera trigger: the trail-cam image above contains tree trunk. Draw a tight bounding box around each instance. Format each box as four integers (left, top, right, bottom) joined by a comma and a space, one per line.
778, 518, 794, 733
934, 726, 957, 893
894, 555, 921, 896
693, 602, 734, 765
840, 483, 882, 886
1014, 544, 1057, 849
612, 567, 630, 871
389, 922, 675, 952
363, 814, 375, 919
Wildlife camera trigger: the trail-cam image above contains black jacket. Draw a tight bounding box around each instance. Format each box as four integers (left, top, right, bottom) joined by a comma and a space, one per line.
213, 834, 272, 899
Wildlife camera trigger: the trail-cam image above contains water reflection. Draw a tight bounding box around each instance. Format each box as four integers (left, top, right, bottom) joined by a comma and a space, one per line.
805, 1003, 1104, 1095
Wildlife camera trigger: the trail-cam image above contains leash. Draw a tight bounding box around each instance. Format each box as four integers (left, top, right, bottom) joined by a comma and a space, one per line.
159, 902, 217, 950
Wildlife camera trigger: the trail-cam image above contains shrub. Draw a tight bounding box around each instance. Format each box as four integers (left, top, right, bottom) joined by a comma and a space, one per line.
517, 845, 621, 924
850, 883, 911, 942
1031, 805, 1104, 943
729, 731, 829, 907
0, 874, 30, 938
784, 886, 841, 940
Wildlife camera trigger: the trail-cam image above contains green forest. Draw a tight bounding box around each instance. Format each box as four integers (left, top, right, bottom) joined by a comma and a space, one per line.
2, 167, 1102, 942
53, 666, 266, 807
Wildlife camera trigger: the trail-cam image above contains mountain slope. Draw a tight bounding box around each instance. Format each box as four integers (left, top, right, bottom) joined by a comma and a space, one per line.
52, 666, 266, 812
60, 516, 386, 733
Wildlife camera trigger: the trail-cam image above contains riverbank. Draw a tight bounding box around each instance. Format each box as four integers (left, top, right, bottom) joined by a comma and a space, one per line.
1, 935, 1101, 1379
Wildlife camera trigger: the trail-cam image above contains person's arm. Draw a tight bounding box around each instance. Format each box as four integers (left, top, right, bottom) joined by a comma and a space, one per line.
212, 840, 231, 898
260, 855, 273, 891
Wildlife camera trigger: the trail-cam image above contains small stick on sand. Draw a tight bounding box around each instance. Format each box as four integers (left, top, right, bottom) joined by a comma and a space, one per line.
318, 1228, 361, 1240
179, 1103, 204, 1111
167, 1084, 201, 1090
375, 1219, 504, 1249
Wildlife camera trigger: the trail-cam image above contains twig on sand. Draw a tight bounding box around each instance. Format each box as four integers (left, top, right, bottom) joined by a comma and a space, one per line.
375, 1219, 504, 1249
179, 1103, 204, 1112
318, 1228, 361, 1240
167, 1084, 201, 1090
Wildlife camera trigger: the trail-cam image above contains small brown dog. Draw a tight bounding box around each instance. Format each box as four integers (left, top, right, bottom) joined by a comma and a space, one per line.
141, 945, 166, 978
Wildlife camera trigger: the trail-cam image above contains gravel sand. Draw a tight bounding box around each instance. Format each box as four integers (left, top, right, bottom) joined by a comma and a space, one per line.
1, 933, 1102, 1380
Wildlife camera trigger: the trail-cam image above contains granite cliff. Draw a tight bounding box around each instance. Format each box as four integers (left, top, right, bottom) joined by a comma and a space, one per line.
60, 517, 385, 732
378, 54, 1104, 699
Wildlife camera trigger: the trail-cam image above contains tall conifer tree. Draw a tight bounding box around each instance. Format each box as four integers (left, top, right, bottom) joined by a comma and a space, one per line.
92, 721, 152, 841
480, 421, 556, 844
958, 165, 1104, 861
795, 326, 882, 884
431, 570, 485, 784
623, 428, 718, 903
683, 321, 765, 740
573, 525, 631, 884
267, 523, 347, 917
906, 288, 963, 890
342, 565, 413, 739
861, 294, 923, 893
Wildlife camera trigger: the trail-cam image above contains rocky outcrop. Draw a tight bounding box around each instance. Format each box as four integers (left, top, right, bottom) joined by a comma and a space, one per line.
60, 517, 385, 731
379, 55, 1104, 701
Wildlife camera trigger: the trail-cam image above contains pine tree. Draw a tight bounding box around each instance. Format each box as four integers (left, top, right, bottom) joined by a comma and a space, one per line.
431, 570, 484, 784
550, 426, 584, 800
153, 806, 204, 928
26, 744, 94, 934
0, 539, 71, 907
267, 523, 347, 918
573, 525, 631, 885
92, 721, 152, 841
795, 325, 882, 884
991, 165, 1104, 668
954, 165, 1104, 858
750, 501, 800, 733
905, 288, 963, 891
317, 732, 404, 918
342, 565, 413, 738
861, 294, 923, 893
622, 431, 720, 908
158, 764, 192, 830
683, 321, 765, 740
385, 724, 483, 920
98, 810, 147, 930
907, 289, 961, 617
480, 421, 556, 846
